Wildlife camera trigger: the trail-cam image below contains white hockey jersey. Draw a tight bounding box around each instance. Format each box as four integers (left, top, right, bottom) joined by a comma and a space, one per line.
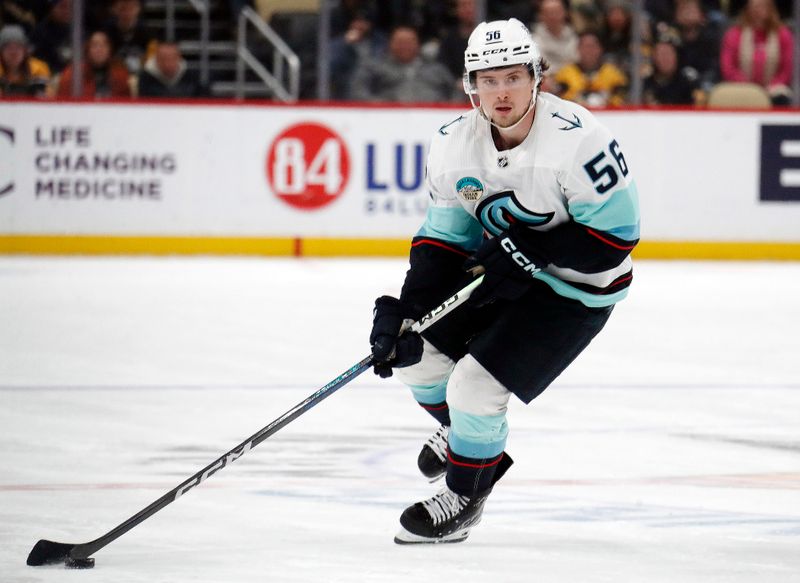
417, 92, 640, 308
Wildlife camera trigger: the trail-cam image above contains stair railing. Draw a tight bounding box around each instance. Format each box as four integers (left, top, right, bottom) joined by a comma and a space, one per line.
164, 0, 210, 87
235, 6, 300, 102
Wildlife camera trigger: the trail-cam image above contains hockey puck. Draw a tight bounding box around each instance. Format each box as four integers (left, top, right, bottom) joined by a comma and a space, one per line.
65, 557, 95, 569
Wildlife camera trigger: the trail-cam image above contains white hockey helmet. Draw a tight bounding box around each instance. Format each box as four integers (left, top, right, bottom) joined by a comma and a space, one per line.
463, 18, 542, 96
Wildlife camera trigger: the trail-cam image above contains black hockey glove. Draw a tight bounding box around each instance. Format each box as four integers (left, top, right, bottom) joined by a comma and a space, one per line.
464, 230, 545, 307
369, 296, 423, 378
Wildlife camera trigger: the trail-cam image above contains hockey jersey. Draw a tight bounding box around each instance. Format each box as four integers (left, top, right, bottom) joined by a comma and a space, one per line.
413, 92, 640, 309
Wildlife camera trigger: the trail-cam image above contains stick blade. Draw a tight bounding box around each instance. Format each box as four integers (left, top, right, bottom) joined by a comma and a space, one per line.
26, 540, 75, 566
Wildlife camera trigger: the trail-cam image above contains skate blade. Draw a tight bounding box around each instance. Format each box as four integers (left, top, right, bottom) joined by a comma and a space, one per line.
393, 525, 471, 545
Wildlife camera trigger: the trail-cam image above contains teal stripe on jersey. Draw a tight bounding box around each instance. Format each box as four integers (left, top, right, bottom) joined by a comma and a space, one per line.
569, 181, 640, 241
417, 206, 484, 251
409, 381, 447, 405
534, 271, 629, 307
448, 408, 508, 459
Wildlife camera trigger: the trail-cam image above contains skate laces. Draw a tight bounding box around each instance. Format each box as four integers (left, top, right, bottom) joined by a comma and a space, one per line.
421, 487, 469, 526
426, 425, 449, 463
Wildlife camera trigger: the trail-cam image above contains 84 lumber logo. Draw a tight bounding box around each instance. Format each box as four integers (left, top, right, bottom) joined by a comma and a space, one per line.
266, 122, 351, 210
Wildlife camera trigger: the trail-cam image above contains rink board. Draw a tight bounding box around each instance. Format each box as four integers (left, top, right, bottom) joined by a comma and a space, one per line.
0, 101, 798, 259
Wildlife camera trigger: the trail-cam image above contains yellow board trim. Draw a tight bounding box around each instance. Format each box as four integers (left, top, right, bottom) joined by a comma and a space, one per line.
1, 235, 799, 260
633, 241, 800, 261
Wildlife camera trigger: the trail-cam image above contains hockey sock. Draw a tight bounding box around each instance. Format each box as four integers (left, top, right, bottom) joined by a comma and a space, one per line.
417, 399, 451, 426
445, 450, 507, 495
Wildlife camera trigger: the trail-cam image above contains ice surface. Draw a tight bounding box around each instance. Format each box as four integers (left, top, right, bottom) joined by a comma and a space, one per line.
1, 258, 798, 582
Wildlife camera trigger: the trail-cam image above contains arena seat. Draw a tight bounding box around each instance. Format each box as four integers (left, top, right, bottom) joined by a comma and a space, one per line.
707, 82, 772, 109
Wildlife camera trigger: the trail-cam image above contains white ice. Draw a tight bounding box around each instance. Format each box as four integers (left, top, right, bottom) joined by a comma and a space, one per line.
1, 257, 799, 583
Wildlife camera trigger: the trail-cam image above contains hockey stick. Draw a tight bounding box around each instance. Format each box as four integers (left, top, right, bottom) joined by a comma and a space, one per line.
26, 274, 485, 569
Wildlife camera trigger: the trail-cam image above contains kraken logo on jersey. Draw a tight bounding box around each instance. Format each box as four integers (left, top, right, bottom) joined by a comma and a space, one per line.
475, 190, 554, 236
456, 176, 484, 201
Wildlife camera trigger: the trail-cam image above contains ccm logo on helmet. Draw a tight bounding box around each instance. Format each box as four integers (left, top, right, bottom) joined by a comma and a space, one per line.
500, 236, 540, 275
482, 48, 508, 55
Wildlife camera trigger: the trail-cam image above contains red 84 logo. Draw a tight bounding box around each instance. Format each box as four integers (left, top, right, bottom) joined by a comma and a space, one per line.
266, 122, 351, 210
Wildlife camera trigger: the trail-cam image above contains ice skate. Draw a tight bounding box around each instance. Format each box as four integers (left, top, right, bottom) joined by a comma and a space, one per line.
417, 425, 448, 482
394, 485, 490, 544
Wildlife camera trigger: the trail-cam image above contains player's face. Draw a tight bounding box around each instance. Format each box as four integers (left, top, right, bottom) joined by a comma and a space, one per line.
474, 65, 535, 128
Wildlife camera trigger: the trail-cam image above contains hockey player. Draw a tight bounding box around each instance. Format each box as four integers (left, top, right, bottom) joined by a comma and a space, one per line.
369, 18, 640, 544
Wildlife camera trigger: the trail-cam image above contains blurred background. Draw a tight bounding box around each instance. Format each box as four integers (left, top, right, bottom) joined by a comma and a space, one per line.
1, 0, 798, 106
1, 0, 799, 263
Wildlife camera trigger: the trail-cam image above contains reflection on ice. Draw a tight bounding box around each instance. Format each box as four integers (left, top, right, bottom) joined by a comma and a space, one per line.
1, 258, 798, 582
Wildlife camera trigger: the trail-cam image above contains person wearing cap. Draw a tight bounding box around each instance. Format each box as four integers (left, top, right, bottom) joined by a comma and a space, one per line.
368, 18, 639, 545
0, 24, 51, 97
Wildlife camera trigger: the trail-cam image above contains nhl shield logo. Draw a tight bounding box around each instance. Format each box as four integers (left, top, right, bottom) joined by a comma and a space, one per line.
456, 176, 484, 201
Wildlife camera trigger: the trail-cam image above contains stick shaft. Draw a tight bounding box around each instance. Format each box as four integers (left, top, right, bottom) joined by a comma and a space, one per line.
70, 356, 372, 559
64, 276, 483, 561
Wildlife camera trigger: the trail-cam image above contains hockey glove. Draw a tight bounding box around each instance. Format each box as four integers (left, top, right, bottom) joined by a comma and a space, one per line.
370, 296, 423, 378
464, 231, 544, 307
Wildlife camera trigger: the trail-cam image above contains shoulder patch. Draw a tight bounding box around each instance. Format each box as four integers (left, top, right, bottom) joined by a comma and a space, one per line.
550, 111, 583, 131
455, 176, 484, 201
438, 115, 466, 135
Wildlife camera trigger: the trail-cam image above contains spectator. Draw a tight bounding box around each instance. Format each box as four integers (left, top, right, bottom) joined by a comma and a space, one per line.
350, 25, 457, 103
329, 12, 387, 99
569, 0, 603, 34
727, 0, 793, 20
0, 24, 51, 97
673, 0, 721, 92
487, 0, 535, 24
331, 0, 378, 37
719, 0, 793, 105
645, 0, 675, 25
138, 41, 206, 98
554, 31, 628, 106
57, 30, 131, 98
642, 30, 703, 105
0, 0, 51, 35
436, 0, 478, 80
372, 1, 451, 43
30, 0, 73, 73
331, 0, 377, 37
105, 0, 157, 75
531, 0, 578, 75
601, 0, 652, 79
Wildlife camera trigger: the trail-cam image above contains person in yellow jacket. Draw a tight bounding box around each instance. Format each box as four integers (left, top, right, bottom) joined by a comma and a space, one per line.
554, 31, 628, 107
0, 25, 51, 97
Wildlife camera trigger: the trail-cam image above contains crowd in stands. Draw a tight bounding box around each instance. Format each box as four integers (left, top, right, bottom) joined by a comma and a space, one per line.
327, 0, 796, 107
0, 0, 206, 98
1, 0, 796, 107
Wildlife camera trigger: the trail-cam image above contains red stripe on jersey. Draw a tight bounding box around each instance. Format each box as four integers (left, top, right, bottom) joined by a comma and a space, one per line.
586, 228, 638, 251
411, 238, 471, 257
